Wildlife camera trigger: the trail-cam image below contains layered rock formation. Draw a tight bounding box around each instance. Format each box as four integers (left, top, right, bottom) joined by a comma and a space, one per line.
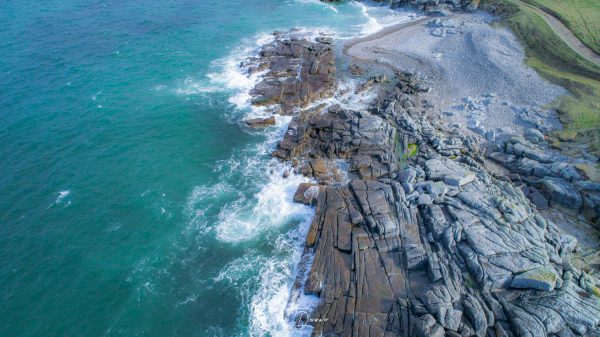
248, 33, 336, 115
488, 136, 600, 226
244, 30, 600, 337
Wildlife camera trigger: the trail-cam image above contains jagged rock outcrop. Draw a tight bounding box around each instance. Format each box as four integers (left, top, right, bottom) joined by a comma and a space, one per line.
297, 90, 600, 337
248, 33, 336, 114
289, 91, 600, 336
487, 134, 600, 226
245, 30, 600, 337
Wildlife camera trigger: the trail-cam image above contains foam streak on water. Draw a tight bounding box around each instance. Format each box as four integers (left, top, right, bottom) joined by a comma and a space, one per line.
178, 30, 320, 336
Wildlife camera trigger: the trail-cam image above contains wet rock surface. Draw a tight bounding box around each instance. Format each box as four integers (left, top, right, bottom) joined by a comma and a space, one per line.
244, 116, 276, 127
247, 30, 600, 337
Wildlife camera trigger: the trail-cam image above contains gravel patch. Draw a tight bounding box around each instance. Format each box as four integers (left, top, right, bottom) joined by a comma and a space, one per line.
345, 11, 567, 139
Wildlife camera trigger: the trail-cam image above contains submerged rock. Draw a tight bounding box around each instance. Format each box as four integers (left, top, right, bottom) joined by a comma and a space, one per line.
244, 116, 276, 127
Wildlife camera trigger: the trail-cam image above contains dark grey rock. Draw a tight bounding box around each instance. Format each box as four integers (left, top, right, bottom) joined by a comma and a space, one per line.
541, 177, 583, 209
524, 128, 545, 144
528, 186, 549, 210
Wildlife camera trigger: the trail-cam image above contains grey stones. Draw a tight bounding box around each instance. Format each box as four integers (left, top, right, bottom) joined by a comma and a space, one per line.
524, 127, 545, 144
575, 180, 600, 192
541, 177, 583, 210
559, 234, 577, 254
463, 294, 488, 337
528, 186, 549, 210
488, 152, 516, 164
315, 36, 333, 44
248, 43, 600, 336
444, 174, 475, 187
468, 118, 487, 135
399, 167, 417, 184
430, 181, 448, 199
381, 0, 480, 12
349, 63, 364, 76
425, 158, 475, 187
490, 133, 599, 224
511, 266, 558, 291
417, 193, 433, 206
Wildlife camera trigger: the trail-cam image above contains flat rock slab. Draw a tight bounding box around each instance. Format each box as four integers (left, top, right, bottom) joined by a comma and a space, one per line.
511, 266, 558, 291
424, 158, 475, 186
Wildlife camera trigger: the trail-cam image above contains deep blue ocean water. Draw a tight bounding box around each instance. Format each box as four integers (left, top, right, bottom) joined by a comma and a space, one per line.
0, 1, 412, 336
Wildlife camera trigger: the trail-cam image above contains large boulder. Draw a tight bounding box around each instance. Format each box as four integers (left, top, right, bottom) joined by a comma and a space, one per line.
293, 183, 320, 206
541, 177, 583, 210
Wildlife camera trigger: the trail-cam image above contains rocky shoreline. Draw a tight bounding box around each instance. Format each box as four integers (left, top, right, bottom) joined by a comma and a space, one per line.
240, 11, 600, 337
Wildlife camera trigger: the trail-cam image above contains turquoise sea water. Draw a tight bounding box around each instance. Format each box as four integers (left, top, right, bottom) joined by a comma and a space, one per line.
0, 1, 413, 336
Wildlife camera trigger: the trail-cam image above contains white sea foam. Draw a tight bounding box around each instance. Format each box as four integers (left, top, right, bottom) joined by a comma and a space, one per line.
295, 0, 338, 13
352, 1, 419, 36
215, 163, 313, 243
230, 59, 381, 337
206, 32, 275, 112
184, 182, 239, 237
355, 2, 382, 35
56, 190, 70, 203
175, 32, 275, 109
214, 251, 268, 287
48, 190, 71, 209
248, 217, 317, 337
174, 77, 220, 95
176, 294, 198, 307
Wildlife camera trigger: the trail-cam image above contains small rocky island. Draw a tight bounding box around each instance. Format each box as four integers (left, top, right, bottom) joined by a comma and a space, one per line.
240, 1, 600, 336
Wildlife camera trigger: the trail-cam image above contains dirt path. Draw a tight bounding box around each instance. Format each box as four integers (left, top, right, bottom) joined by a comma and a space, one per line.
512, 0, 600, 67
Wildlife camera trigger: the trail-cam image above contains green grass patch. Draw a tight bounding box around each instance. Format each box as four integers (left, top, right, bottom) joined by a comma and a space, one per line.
396, 141, 419, 168
403, 144, 419, 159
522, 0, 600, 55
484, 0, 600, 156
